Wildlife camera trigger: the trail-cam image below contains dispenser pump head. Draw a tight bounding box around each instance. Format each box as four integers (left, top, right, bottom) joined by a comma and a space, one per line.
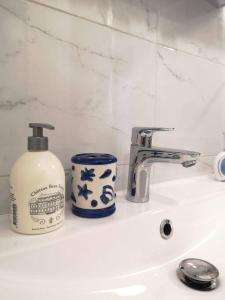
28, 123, 54, 151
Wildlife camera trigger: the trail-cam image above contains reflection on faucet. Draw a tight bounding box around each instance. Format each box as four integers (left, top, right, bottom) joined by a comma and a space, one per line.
127, 127, 200, 203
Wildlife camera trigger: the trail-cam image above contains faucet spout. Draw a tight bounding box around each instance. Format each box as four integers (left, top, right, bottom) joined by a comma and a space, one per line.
140, 146, 200, 166
126, 127, 200, 203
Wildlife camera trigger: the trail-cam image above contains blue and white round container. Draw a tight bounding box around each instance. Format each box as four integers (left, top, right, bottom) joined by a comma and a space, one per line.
71, 153, 117, 218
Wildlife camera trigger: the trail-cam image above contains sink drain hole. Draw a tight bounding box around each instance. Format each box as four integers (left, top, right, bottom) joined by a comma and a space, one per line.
160, 219, 173, 239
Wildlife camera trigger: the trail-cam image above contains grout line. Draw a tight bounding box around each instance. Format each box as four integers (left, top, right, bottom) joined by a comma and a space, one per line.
156, 41, 225, 67
25, 0, 155, 43
25, 0, 225, 67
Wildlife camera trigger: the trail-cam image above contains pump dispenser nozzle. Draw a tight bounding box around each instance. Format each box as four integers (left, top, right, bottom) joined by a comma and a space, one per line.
28, 123, 54, 151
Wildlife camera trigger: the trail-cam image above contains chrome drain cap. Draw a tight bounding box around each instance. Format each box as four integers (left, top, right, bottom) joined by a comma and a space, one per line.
177, 258, 219, 291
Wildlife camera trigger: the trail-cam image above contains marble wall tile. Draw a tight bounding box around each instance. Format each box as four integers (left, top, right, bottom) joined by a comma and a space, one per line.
207, 0, 225, 7
27, 0, 225, 65
0, 0, 113, 175
0, 0, 28, 175
0, 0, 157, 176
157, 0, 225, 65
108, 0, 158, 41
154, 45, 225, 156
0, 177, 9, 214
26, 0, 158, 42
110, 31, 157, 164
26, 0, 110, 25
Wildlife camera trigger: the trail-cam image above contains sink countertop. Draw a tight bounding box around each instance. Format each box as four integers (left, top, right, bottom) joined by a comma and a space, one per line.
1, 175, 225, 300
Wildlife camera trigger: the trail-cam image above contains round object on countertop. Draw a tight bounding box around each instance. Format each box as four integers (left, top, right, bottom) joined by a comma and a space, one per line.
177, 258, 219, 291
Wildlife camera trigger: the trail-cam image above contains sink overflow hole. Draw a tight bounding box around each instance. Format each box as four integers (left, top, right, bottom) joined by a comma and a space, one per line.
160, 219, 173, 239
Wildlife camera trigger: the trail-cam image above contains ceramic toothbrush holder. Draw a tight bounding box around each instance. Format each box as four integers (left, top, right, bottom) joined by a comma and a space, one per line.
71, 153, 117, 218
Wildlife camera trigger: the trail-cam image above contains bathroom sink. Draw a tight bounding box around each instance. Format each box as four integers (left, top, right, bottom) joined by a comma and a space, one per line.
0, 175, 225, 299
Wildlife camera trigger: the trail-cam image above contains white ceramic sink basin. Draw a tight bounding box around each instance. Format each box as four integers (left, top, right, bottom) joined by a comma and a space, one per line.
0, 175, 225, 299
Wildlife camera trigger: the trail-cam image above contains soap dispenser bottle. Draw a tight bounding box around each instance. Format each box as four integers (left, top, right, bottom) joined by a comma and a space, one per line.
10, 123, 65, 234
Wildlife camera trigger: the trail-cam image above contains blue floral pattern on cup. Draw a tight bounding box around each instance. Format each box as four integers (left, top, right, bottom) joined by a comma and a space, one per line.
91, 200, 98, 207
78, 184, 93, 200
99, 169, 112, 179
81, 168, 95, 181
100, 185, 114, 205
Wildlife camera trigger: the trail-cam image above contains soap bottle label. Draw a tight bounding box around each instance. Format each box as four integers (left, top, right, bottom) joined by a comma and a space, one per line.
10, 189, 18, 227
10, 183, 65, 234
29, 184, 64, 231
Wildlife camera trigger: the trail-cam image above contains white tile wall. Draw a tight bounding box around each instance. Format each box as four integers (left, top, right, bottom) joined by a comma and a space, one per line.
0, 0, 225, 213
155, 45, 225, 154
157, 0, 225, 65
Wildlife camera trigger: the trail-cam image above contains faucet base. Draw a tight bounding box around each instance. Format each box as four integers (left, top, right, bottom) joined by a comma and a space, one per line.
126, 196, 150, 203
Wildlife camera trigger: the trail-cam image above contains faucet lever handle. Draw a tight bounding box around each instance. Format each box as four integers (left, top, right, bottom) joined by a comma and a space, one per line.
132, 127, 174, 147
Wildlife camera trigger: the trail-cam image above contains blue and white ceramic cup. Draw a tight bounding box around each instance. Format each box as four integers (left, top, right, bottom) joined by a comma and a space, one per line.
71, 153, 117, 218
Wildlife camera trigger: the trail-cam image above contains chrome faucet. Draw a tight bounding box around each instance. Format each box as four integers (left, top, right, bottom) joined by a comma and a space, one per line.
127, 127, 200, 203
